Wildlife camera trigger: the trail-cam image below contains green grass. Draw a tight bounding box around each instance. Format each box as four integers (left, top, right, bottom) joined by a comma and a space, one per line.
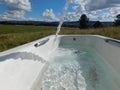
0, 25, 120, 51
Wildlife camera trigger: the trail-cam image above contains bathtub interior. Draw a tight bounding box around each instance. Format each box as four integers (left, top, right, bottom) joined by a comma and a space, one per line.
40, 35, 120, 90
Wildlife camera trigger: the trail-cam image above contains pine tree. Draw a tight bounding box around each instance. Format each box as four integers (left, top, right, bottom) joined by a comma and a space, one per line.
114, 14, 120, 26
93, 21, 103, 28
79, 14, 89, 29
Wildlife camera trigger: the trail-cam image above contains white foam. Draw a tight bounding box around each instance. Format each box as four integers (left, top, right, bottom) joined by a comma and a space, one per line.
41, 48, 87, 90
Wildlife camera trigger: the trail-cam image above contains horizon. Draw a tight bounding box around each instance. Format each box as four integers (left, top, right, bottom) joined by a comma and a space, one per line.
0, 20, 114, 23
0, 0, 120, 22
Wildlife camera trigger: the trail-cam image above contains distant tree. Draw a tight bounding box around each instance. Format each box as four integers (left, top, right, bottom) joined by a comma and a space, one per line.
93, 21, 103, 28
114, 14, 120, 26
79, 14, 89, 29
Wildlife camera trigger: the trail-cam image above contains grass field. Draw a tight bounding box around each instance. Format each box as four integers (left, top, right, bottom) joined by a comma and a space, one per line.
0, 25, 120, 51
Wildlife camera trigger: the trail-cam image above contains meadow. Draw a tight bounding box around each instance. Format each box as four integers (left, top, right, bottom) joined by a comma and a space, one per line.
0, 25, 120, 51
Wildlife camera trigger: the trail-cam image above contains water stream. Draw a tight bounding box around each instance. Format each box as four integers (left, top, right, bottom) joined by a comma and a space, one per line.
55, 0, 70, 40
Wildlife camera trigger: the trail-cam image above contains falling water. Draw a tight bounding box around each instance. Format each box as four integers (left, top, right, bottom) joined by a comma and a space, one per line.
55, 0, 70, 40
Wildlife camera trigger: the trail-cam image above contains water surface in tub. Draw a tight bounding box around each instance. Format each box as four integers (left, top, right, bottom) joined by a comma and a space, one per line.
41, 44, 120, 90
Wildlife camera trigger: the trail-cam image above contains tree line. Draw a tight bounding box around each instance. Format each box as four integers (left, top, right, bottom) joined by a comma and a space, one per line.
79, 14, 120, 29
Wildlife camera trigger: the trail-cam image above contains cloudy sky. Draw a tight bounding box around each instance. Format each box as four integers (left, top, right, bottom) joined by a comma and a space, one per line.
0, 0, 120, 21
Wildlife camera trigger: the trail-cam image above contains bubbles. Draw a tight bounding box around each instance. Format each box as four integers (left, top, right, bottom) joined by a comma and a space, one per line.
42, 62, 86, 90
41, 48, 87, 90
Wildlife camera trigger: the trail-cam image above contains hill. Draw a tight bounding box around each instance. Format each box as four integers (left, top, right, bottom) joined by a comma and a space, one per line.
0, 21, 113, 27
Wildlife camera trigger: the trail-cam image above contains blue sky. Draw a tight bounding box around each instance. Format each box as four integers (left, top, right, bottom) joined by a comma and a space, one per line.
26, 0, 76, 19
0, 3, 6, 14
0, 0, 120, 21
26, 0, 65, 18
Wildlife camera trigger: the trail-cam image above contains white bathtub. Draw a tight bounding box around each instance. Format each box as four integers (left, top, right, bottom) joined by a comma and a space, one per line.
0, 35, 120, 90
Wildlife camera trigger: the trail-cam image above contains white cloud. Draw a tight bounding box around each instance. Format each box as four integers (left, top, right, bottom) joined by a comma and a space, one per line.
27, 17, 38, 21
0, 0, 31, 20
71, 0, 120, 11
64, 0, 120, 21
0, 10, 25, 20
41, 9, 58, 21
64, 12, 80, 21
86, 0, 120, 11
97, 8, 120, 21
0, 0, 31, 11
